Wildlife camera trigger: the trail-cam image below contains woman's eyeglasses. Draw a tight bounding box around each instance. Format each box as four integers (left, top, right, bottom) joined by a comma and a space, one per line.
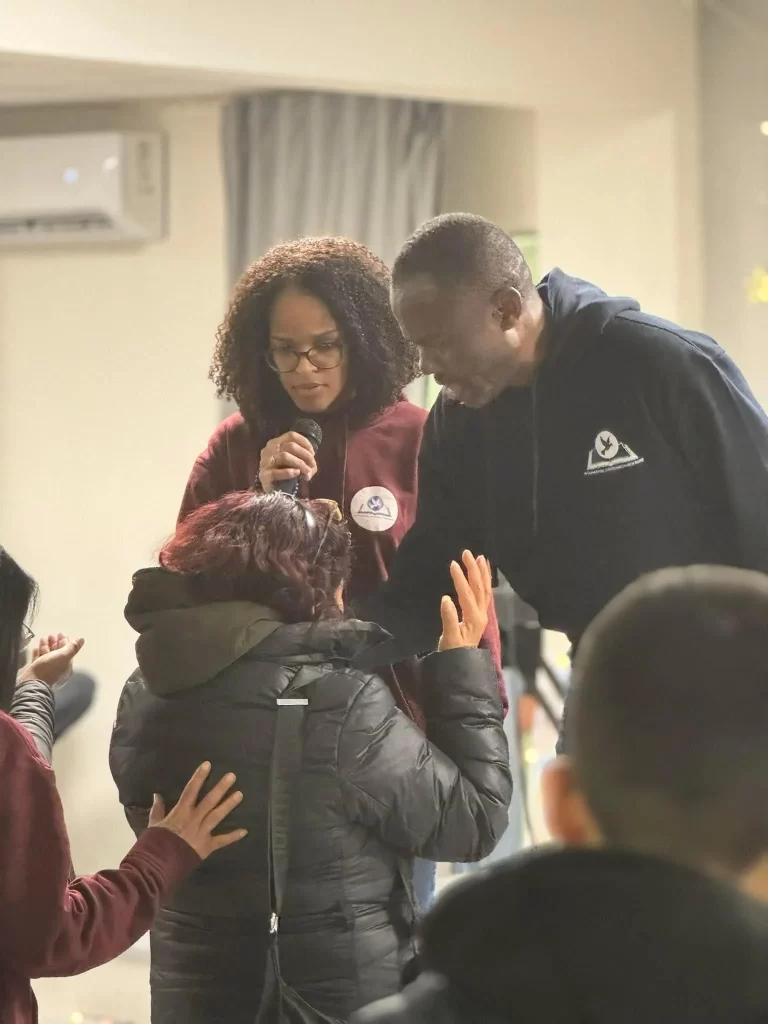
304, 499, 343, 565
20, 623, 34, 651
266, 342, 344, 374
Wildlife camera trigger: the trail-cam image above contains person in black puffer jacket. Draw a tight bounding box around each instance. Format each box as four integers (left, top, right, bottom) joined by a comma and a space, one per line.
110, 490, 511, 1024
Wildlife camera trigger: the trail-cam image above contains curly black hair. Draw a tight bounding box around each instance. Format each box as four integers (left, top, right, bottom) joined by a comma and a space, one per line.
211, 237, 420, 435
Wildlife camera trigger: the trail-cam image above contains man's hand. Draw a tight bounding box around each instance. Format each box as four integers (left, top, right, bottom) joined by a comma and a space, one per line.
17, 633, 85, 688
259, 431, 318, 492
149, 762, 247, 860
438, 551, 493, 651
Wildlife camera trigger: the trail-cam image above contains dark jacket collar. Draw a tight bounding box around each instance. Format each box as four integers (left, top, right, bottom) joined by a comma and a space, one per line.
125, 567, 390, 695
419, 846, 768, 1022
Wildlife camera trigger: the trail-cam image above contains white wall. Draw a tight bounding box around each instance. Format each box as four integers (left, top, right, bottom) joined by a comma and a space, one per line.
537, 104, 702, 328
699, 0, 768, 404
439, 96, 702, 330
0, 0, 698, 112
442, 106, 536, 232
0, 97, 226, 1023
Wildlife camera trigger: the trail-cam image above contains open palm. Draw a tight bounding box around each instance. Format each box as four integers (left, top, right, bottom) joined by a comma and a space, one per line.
17, 633, 85, 688
438, 551, 493, 651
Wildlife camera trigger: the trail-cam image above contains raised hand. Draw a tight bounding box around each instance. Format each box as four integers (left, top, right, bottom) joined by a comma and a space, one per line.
149, 762, 247, 860
438, 551, 493, 651
17, 633, 85, 688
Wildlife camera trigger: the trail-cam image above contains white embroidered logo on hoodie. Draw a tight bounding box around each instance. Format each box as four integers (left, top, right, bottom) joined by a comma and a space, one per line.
585, 431, 644, 476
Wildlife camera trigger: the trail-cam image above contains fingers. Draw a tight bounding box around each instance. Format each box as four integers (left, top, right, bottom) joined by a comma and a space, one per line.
261, 435, 317, 479
270, 447, 315, 473
33, 634, 84, 658
176, 761, 211, 809
461, 550, 485, 604
440, 594, 460, 633
264, 467, 301, 484
450, 558, 478, 622
266, 438, 316, 466
472, 554, 493, 610
210, 827, 249, 851
201, 788, 243, 832
148, 792, 166, 826
282, 431, 317, 456
438, 595, 463, 652
194, 771, 238, 819
482, 555, 493, 596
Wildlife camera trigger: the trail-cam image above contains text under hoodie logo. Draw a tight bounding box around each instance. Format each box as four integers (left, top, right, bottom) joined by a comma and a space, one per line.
585, 431, 644, 476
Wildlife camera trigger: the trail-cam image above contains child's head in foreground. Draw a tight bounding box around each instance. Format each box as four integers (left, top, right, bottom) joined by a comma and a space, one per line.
544, 565, 768, 900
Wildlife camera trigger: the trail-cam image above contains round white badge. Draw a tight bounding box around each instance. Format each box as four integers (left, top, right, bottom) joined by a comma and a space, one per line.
350, 486, 399, 533
594, 431, 619, 461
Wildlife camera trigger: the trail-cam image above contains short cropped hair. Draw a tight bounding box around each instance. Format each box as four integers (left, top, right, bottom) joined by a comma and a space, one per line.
392, 213, 534, 296
569, 565, 768, 873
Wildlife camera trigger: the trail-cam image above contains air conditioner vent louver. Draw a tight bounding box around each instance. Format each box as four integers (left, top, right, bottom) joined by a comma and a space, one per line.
0, 132, 166, 247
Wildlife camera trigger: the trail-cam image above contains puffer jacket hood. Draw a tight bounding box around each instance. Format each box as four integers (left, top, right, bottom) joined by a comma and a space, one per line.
125, 567, 390, 694
354, 846, 768, 1024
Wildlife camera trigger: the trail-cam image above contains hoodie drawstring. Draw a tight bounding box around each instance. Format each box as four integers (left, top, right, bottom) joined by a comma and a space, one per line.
341, 415, 348, 512
483, 409, 501, 575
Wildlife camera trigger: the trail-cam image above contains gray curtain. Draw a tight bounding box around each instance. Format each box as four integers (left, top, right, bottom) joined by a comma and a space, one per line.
222, 92, 445, 409
223, 90, 445, 279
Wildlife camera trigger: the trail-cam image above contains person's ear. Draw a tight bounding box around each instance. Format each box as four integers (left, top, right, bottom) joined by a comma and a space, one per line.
541, 756, 602, 847
493, 286, 523, 331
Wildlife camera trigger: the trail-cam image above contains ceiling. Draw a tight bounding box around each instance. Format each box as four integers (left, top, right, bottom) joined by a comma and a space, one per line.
0, 51, 272, 107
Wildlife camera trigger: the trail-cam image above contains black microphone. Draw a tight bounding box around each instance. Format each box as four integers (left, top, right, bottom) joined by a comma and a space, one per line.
274, 418, 323, 496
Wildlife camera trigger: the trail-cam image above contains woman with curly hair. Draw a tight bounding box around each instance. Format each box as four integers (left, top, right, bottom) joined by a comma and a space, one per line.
111, 492, 511, 1024
180, 237, 504, 727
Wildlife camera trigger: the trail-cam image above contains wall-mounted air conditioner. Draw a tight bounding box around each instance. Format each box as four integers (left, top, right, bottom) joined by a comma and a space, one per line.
0, 131, 167, 246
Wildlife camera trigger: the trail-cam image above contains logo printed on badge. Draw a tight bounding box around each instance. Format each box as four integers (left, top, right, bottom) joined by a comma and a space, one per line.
585, 430, 644, 476
350, 486, 399, 532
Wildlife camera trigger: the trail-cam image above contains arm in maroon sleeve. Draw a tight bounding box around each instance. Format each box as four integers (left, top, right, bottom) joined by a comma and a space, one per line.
178, 416, 258, 522
0, 712, 200, 979
179, 448, 231, 523
479, 598, 508, 715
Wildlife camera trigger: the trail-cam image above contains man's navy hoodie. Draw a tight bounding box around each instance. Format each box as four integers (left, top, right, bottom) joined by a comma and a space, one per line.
358, 269, 768, 662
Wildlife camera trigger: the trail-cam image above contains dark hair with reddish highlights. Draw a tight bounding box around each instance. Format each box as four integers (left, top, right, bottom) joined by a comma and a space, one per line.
210, 236, 419, 436
159, 492, 351, 623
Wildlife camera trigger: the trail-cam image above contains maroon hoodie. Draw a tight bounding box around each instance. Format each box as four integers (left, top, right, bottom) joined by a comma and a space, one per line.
180, 398, 506, 724
0, 710, 200, 1024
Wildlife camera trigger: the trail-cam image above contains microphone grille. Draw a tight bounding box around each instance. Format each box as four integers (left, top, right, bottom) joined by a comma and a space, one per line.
293, 418, 323, 453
